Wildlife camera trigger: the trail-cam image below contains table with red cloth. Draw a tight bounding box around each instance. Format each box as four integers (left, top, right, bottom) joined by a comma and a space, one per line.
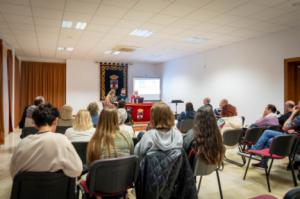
126, 103, 153, 123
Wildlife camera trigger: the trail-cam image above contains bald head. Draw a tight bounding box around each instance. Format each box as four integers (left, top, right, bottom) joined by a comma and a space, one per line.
219, 99, 228, 109
203, 97, 211, 105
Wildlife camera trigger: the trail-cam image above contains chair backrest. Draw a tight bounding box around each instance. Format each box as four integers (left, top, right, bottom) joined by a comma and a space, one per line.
87, 155, 138, 195
72, 142, 88, 165
193, 157, 218, 176
284, 188, 300, 199
243, 127, 265, 145
20, 127, 38, 139
223, 129, 243, 147
56, 126, 71, 134
270, 135, 296, 157
179, 119, 194, 134
10, 171, 75, 199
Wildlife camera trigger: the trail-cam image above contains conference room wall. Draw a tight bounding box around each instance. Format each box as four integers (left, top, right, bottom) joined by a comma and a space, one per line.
66, 60, 161, 113
160, 28, 300, 124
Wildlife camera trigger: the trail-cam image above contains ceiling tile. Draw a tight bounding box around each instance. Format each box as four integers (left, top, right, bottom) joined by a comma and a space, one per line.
228, 2, 268, 17
123, 10, 154, 22
31, 0, 66, 10
3, 14, 33, 24
8, 23, 34, 31
184, 9, 220, 22
0, 0, 29, 6
149, 14, 178, 25
116, 19, 142, 29
102, 0, 138, 9
133, 0, 173, 12
160, 2, 198, 17
32, 7, 63, 20
90, 16, 119, 26
0, 3, 31, 16
63, 12, 92, 22
65, 0, 98, 14
95, 5, 129, 18
202, 0, 247, 12
35, 18, 61, 27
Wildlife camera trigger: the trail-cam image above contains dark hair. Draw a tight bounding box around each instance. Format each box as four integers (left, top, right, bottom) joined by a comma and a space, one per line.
186, 102, 194, 112
266, 104, 277, 113
193, 105, 225, 166
221, 104, 237, 117
118, 100, 126, 108
33, 98, 44, 106
32, 103, 60, 127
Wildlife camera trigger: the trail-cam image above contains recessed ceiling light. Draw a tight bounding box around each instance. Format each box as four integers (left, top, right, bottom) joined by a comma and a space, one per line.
62, 20, 73, 28
112, 51, 120, 55
104, 50, 112, 54
185, 36, 208, 44
66, 47, 74, 52
57, 47, 65, 51
75, 22, 87, 30
130, 28, 153, 37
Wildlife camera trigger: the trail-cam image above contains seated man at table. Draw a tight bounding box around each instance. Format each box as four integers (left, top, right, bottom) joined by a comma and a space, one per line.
117, 88, 127, 102
251, 101, 300, 169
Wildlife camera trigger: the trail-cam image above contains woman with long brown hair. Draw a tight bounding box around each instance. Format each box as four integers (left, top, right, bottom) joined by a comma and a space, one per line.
183, 105, 225, 166
87, 108, 133, 164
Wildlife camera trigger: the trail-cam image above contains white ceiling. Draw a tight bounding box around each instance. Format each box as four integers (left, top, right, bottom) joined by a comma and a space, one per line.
0, 0, 300, 63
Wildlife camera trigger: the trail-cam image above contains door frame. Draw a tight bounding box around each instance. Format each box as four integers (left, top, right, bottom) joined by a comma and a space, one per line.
284, 57, 300, 101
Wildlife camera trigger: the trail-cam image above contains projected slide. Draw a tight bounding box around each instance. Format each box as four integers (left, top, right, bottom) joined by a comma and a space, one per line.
133, 78, 161, 101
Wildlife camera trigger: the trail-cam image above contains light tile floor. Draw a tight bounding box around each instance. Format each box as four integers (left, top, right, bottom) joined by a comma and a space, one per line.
0, 132, 298, 199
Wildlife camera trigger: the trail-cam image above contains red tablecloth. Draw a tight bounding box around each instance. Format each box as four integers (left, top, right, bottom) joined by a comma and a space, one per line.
126, 103, 153, 122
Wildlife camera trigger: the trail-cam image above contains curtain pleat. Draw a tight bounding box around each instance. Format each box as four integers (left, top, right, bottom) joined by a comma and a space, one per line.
14, 57, 21, 127
7, 49, 13, 132
0, 40, 4, 144
20, 61, 66, 117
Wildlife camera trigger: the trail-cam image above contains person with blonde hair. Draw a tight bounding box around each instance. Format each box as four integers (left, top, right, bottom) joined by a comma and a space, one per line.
134, 102, 183, 157
65, 110, 95, 142
87, 102, 99, 127
105, 89, 117, 106
58, 105, 74, 127
87, 108, 133, 164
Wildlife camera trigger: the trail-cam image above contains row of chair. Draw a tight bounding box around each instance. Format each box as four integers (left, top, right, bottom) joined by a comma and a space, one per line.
20, 126, 71, 139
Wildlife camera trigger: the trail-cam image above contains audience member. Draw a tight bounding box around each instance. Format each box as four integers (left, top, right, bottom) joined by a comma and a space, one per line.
278, 100, 295, 126
105, 89, 117, 106
250, 104, 279, 128
218, 104, 243, 134
203, 97, 213, 109
21, 96, 45, 128
134, 102, 183, 157
118, 104, 135, 137
87, 102, 99, 127
87, 108, 133, 164
10, 103, 82, 178
117, 88, 127, 102
214, 98, 228, 118
65, 110, 95, 142
183, 105, 225, 168
177, 102, 195, 128
251, 102, 300, 168
58, 105, 73, 127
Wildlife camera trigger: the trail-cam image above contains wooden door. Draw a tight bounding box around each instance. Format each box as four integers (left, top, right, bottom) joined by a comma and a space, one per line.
284, 58, 300, 103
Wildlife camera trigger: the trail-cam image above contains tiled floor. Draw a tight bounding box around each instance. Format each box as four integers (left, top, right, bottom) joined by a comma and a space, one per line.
0, 132, 298, 199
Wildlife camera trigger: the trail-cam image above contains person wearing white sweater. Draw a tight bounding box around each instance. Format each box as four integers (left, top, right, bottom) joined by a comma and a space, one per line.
10, 103, 82, 178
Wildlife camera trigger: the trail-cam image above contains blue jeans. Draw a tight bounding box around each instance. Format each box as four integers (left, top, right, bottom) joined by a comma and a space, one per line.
251, 130, 283, 150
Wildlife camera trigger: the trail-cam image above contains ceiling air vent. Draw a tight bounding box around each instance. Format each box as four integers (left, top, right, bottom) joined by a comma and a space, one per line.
112, 45, 140, 53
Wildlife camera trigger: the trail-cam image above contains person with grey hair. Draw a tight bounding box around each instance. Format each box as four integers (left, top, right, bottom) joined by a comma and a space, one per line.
118, 108, 135, 137
20, 96, 46, 128
203, 97, 213, 110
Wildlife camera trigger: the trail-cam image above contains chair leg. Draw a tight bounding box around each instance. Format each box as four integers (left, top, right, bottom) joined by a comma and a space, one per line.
289, 156, 298, 186
267, 159, 274, 174
197, 176, 203, 193
265, 165, 271, 192
216, 170, 223, 199
243, 155, 252, 180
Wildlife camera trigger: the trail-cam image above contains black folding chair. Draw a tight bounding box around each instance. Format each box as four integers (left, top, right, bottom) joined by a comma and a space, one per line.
243, 135, 297, 192
72, 142, 88, 175
79, 155, 138, 199
10, 171, 76, 199
20, 127, 38, 139
179, 119, 194, 134
223, 129, 246, 167
56, 126, 71, 134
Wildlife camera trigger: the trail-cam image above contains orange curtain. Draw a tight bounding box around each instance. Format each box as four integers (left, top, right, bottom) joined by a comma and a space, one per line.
14, 57, 21, 127
20, 61, 66, 114
0, 40, 4, 144
7, 49, 13, 132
